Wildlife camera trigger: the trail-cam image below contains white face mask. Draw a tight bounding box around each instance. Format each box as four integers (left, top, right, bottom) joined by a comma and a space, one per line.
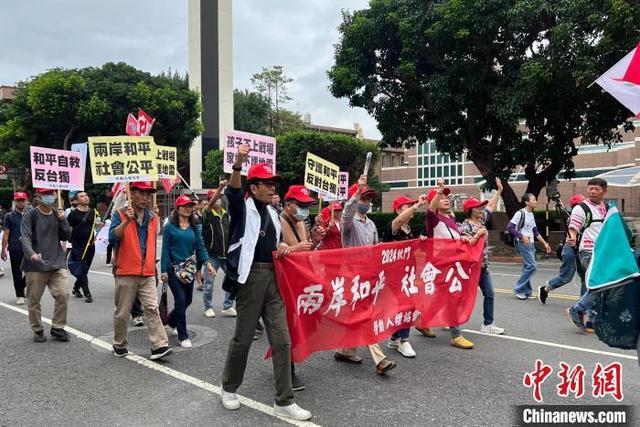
41, 194, 56, 206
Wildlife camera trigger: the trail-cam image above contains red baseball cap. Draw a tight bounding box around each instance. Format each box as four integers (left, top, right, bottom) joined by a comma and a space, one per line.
462, 197, 488, 212
320, 202, 344, 221
247, 163, 280, 183
13, 192, 28, 200
175, 195, 196, 208
347, 183, 377, 200
427, 187, 451, 202
284, 185, 316, 205
130, 181, 156, 193
35, 188, 55, 195
391, 195, 417, 212
569, 194, 586, 207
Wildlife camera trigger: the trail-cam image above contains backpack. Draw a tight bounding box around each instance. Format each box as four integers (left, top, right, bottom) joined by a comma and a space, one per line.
503, 209, 526, 247
575, 201, 610, 249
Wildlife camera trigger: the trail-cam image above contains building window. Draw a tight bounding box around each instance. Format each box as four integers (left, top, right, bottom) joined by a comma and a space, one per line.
416, 139, 465, 188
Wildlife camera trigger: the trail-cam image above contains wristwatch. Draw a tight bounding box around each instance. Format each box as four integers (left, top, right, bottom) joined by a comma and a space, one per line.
232, 165, 242, 171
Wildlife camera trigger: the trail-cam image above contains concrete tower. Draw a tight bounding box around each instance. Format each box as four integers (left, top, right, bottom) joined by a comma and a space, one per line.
188, 0, 234, 189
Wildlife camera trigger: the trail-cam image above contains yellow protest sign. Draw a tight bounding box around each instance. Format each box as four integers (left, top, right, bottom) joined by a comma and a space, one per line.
155, 145, 177, 179
88, 136, 157, 183
304, 153, 339, 198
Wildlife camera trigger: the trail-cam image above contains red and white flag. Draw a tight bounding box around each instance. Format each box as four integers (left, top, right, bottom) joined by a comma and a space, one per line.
160, 178, 179, 194
111, 182, 123, 196
137, 108, 155, 136
595, 42, 640, 118
125, 113, 139, 136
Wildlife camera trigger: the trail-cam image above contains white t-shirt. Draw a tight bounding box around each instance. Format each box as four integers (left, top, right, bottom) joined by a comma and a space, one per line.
510, 209, 536, 239
569, 200, 608, 252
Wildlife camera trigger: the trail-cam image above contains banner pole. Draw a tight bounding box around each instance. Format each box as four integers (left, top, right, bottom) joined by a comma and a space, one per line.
57, 190, 62, 210
177, 171, 198, 200
125, 183, 131, 206
152, 182, 158, 209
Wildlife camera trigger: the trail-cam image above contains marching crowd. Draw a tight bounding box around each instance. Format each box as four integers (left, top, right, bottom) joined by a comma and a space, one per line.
0, 143, 617, 421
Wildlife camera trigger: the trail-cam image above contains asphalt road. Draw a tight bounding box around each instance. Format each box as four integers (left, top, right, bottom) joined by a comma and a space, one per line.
0, 253, 638, 426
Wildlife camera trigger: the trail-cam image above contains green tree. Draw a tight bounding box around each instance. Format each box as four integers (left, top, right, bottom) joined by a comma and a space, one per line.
328, 0, 640, 215
277, 130, 387, 208
0, 62, 202, 187
202, 149, 225, 187
233, 89, 271, 135
251, 65, 297, 135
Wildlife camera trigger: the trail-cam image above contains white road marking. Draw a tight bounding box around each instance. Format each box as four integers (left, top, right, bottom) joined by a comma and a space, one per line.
461, 328, 638, 361
0, 301, 320, 427
89, 270, 112, 276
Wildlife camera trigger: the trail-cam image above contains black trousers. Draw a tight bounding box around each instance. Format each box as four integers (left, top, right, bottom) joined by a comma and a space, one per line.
9, 250, 26, 298
70, 245, 95, 296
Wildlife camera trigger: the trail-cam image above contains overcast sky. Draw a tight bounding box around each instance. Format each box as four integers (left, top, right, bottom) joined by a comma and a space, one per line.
0, 0, 381, 139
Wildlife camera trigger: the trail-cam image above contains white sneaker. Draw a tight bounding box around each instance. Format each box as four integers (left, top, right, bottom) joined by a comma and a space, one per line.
221, 388, 240, 410
180, 339, 192, 348
481, 323, 505, 335
167, 327, 178, 336
132, 316, 144, 327
221, 307, 237, 317
16, 297, 25, 305
397, 341, 416, 358
273, 403, 312, 421
204, 308, 216, 318
515, 293, 527, 300
387, 339, 399, 349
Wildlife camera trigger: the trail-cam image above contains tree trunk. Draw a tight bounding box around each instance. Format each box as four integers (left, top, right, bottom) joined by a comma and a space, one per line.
63, 125, 79, 151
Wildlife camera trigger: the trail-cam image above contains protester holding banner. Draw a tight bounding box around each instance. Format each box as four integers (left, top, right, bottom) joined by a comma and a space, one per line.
201, 181, 236, 318
19, 188, 72, 343
67, 191, 99, 303
459, 178, 505, 335
334, 175, 397, 374
424, 179, 476, 349
317, 201, 343, 250
220, 144, 312, 421
161, 195, 214, 348
1, 192, 29, 305
279, 184, 327, 391
384, 194, 429, 357
567, 178, 609, 332
109, 181, 172, 360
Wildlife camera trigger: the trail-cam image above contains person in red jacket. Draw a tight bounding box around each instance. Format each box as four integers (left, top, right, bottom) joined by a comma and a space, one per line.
109, 181, 172, 360
316, 201, 343, 250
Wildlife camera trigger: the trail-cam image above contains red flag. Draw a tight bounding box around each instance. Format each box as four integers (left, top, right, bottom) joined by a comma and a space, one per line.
111, 182, 123, 196
125, 113, 139, 136
274, 237, 484, 362
137, 108, 155, 136
160, 178, 178, 194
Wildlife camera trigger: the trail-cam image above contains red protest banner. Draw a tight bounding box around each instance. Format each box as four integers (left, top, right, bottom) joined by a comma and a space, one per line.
274, 237, 484, 362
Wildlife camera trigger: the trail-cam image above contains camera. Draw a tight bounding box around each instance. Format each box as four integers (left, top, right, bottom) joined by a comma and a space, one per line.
549, 191, 561, 202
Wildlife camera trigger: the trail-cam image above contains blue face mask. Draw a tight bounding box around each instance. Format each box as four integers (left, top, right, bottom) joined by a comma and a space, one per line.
357, 204, 370, 214
41, 194, 56, 206
295, 207, 310, 221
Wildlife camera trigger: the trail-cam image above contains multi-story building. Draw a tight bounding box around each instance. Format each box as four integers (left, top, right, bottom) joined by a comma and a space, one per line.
379, 124, 640, 214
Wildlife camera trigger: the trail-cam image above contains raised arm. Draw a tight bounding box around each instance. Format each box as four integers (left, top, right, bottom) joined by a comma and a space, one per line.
486, 177, 503, 213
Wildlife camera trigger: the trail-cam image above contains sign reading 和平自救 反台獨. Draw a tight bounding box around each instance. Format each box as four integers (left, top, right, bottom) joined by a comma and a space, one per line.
30, 146, 85, 191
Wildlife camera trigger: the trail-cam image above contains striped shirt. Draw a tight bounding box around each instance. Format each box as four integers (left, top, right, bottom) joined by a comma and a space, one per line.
569, 200, 608, 252
341, 196, 378, 248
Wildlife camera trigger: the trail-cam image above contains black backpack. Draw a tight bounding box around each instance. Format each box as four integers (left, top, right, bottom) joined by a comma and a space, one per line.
503, 208, 526, 247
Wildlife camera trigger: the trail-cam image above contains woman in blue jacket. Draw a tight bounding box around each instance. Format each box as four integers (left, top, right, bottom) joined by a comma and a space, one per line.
161, 195, 214, 348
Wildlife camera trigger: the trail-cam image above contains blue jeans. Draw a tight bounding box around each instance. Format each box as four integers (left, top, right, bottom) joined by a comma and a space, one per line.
168, 271, 194, 341
548, 244, 577, 290
479, 267, 495, 325
573, 251, 595, 314
514, 240, 537, 296
391, 328, 410, 341
203, 257, 234, 310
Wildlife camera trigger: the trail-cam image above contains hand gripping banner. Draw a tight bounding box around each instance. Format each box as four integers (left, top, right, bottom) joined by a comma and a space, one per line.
274, 237, 484, 362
